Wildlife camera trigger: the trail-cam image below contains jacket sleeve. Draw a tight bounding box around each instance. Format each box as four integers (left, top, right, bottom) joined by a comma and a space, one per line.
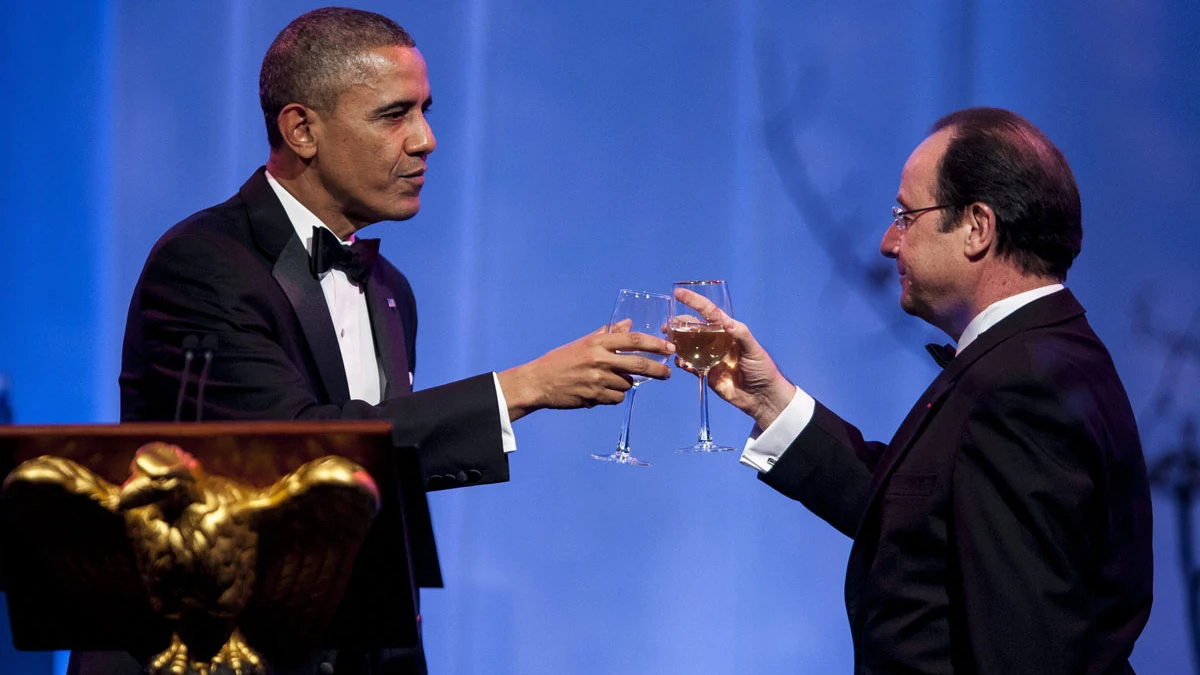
759, 402, 880, 538
120, 231, 508, 492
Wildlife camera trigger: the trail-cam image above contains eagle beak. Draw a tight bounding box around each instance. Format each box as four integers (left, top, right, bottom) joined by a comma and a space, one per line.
117, 474, 157, 511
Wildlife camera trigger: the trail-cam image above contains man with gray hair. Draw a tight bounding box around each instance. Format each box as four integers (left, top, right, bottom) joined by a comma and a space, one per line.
84, 7, 674, 675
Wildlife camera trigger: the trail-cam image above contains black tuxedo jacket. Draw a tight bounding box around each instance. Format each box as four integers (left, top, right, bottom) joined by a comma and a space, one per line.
762, 290, 1153, 674
120, 168, 508, 491
91, 169, 513, 675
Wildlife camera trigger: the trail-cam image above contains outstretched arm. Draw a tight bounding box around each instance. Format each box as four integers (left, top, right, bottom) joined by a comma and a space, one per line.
674, 288, 877, 537
499, 325, 674, 422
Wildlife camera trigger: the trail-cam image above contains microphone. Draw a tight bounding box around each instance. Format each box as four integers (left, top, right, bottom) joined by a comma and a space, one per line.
173, 335, 200, 422
193, 334, 219, 422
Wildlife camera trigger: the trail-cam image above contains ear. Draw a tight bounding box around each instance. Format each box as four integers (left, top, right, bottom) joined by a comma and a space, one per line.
277, 103, 318, 160
963, 202, 996, 259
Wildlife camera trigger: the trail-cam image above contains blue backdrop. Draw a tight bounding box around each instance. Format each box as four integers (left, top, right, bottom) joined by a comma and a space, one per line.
2, 1, 1198, 673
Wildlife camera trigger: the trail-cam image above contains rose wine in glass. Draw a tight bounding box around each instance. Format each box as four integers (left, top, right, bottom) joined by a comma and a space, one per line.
670, 280, 736, 452
590, 289, 673, 466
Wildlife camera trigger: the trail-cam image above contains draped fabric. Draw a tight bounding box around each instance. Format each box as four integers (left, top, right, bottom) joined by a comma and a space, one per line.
1, 1, 1197, 673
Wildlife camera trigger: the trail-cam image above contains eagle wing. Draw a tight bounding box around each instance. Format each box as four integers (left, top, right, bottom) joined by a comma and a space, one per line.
1, 456, 162, 650
236, 455, 380, 658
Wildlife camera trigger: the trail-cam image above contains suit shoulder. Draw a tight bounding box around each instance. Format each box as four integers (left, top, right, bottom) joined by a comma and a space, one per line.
135, 195, 270, 291
962, 321, 1139, 451
985, 318, 1120, 386
155, 191, 254, 247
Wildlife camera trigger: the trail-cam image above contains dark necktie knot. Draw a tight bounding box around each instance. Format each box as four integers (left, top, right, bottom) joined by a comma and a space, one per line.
925, 342, 956, 368
310, 226, 379, 285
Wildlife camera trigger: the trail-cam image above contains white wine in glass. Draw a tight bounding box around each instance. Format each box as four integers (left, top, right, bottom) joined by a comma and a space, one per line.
670, 280, 736, 453
590, 289, 673, 466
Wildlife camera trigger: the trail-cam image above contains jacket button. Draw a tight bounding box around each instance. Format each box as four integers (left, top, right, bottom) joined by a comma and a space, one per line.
466, 469, 482, 483
318, 662, 334, 675
428, 475, 446, 489
455, 470, 468, 483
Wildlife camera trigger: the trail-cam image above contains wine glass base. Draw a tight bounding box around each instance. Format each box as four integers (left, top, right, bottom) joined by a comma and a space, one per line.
590, 450, 651, 466
676, 441, 737, 453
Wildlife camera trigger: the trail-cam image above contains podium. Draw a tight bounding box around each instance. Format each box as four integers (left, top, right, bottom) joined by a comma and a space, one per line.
0, 421, 441, 671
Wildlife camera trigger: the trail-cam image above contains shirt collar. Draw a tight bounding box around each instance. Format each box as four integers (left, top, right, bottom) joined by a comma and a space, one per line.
957, 283, 1065, 352
264, 170, 353, 257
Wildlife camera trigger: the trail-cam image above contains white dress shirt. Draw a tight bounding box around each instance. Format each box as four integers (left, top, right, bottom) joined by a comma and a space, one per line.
265, 172, 516, 452
740, 284, 1065, 473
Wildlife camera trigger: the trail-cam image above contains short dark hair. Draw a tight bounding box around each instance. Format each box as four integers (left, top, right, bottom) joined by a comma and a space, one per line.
931, 107, 1082, 281
259, 7, 415, 149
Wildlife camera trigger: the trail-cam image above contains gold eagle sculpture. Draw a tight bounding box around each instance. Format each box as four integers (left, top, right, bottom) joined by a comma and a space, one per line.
1, 442, 381, 675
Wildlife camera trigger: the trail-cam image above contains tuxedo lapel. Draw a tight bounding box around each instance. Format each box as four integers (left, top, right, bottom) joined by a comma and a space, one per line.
865, 374, 955, 497
844, 367, 955, 626
272, 241, 351, 403
365, 270, 412, 398
239, 168, 351, 404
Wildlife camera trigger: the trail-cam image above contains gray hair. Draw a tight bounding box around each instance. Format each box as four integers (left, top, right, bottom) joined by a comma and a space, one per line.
259, 7, 415, 148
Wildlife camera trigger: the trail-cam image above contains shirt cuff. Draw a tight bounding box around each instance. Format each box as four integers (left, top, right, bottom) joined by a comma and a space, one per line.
492, 372, 517, 453
739, 386, 815, 473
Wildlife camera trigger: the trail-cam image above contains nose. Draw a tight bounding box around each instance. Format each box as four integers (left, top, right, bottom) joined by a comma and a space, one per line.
880, 222, 901, 259
406, 114, 436, 157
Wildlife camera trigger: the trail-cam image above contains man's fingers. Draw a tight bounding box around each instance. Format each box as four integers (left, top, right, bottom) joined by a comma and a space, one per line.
590, 370, 635, 395
601, 331, 675, 355
609, 353, 672, 380
673, 288, 730, 326
605, 318, 633, 334
723, 318, 757, 350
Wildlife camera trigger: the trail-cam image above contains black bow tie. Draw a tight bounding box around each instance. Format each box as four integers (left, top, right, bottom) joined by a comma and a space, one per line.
925, 343, 956, 368
310, 226, 379, 285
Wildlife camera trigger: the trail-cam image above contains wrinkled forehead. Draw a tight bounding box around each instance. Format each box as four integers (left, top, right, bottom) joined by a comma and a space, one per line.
343, 45, 427, 87
334, 45, 430, 107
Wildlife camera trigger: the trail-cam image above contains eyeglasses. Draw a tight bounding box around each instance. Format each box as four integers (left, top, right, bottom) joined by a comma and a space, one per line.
891, 204, 955, 232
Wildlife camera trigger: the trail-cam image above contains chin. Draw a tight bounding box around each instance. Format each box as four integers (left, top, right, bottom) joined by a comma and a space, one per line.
370, 200, 421, 223
391, 197, 421, 221
898, 293, 926, 319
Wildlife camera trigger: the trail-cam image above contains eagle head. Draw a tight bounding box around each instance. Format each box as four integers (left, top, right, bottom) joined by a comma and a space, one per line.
118, 442, 205, 515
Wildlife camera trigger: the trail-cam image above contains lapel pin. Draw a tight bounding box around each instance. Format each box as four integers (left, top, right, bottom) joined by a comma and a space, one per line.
387, 298, 397, 309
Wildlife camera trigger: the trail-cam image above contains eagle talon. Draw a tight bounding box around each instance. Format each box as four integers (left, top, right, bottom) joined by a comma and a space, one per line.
210, 629, 265, 675
148, 633, 191, 675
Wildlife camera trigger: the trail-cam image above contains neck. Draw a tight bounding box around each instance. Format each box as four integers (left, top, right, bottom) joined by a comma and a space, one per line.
266, 151, 362, 240
944, 267, 1060, 340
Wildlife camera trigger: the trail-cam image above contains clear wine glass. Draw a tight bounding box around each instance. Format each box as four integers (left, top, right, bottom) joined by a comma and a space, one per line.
590, 289, 673, 467
670, 280, 736, 452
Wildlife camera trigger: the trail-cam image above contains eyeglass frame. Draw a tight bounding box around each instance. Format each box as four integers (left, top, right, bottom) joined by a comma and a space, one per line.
891, 204, 957, 232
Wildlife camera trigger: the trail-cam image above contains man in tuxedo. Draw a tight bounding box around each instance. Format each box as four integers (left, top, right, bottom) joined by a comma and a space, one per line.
92, 7, 674, 675
677, 107, 1152, 674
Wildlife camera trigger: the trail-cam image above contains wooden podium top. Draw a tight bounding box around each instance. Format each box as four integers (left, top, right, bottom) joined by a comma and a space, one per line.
0, 420, 394, 488
0, 420, 394, 436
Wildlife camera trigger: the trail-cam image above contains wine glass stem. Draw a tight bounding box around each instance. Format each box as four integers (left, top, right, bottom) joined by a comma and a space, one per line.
698, 372, 713, 444
616, 384, 640, 453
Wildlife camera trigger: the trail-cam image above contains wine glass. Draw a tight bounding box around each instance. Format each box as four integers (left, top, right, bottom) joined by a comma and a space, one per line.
590, 289, 673, 467
669, 280, 736, 453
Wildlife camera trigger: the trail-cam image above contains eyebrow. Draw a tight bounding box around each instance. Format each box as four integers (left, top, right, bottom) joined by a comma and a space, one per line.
372, 96, 433, 116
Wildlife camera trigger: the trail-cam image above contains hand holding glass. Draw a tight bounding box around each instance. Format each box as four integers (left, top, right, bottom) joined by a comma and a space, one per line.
590, 289, 673, 466
670, 280, 736, 452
